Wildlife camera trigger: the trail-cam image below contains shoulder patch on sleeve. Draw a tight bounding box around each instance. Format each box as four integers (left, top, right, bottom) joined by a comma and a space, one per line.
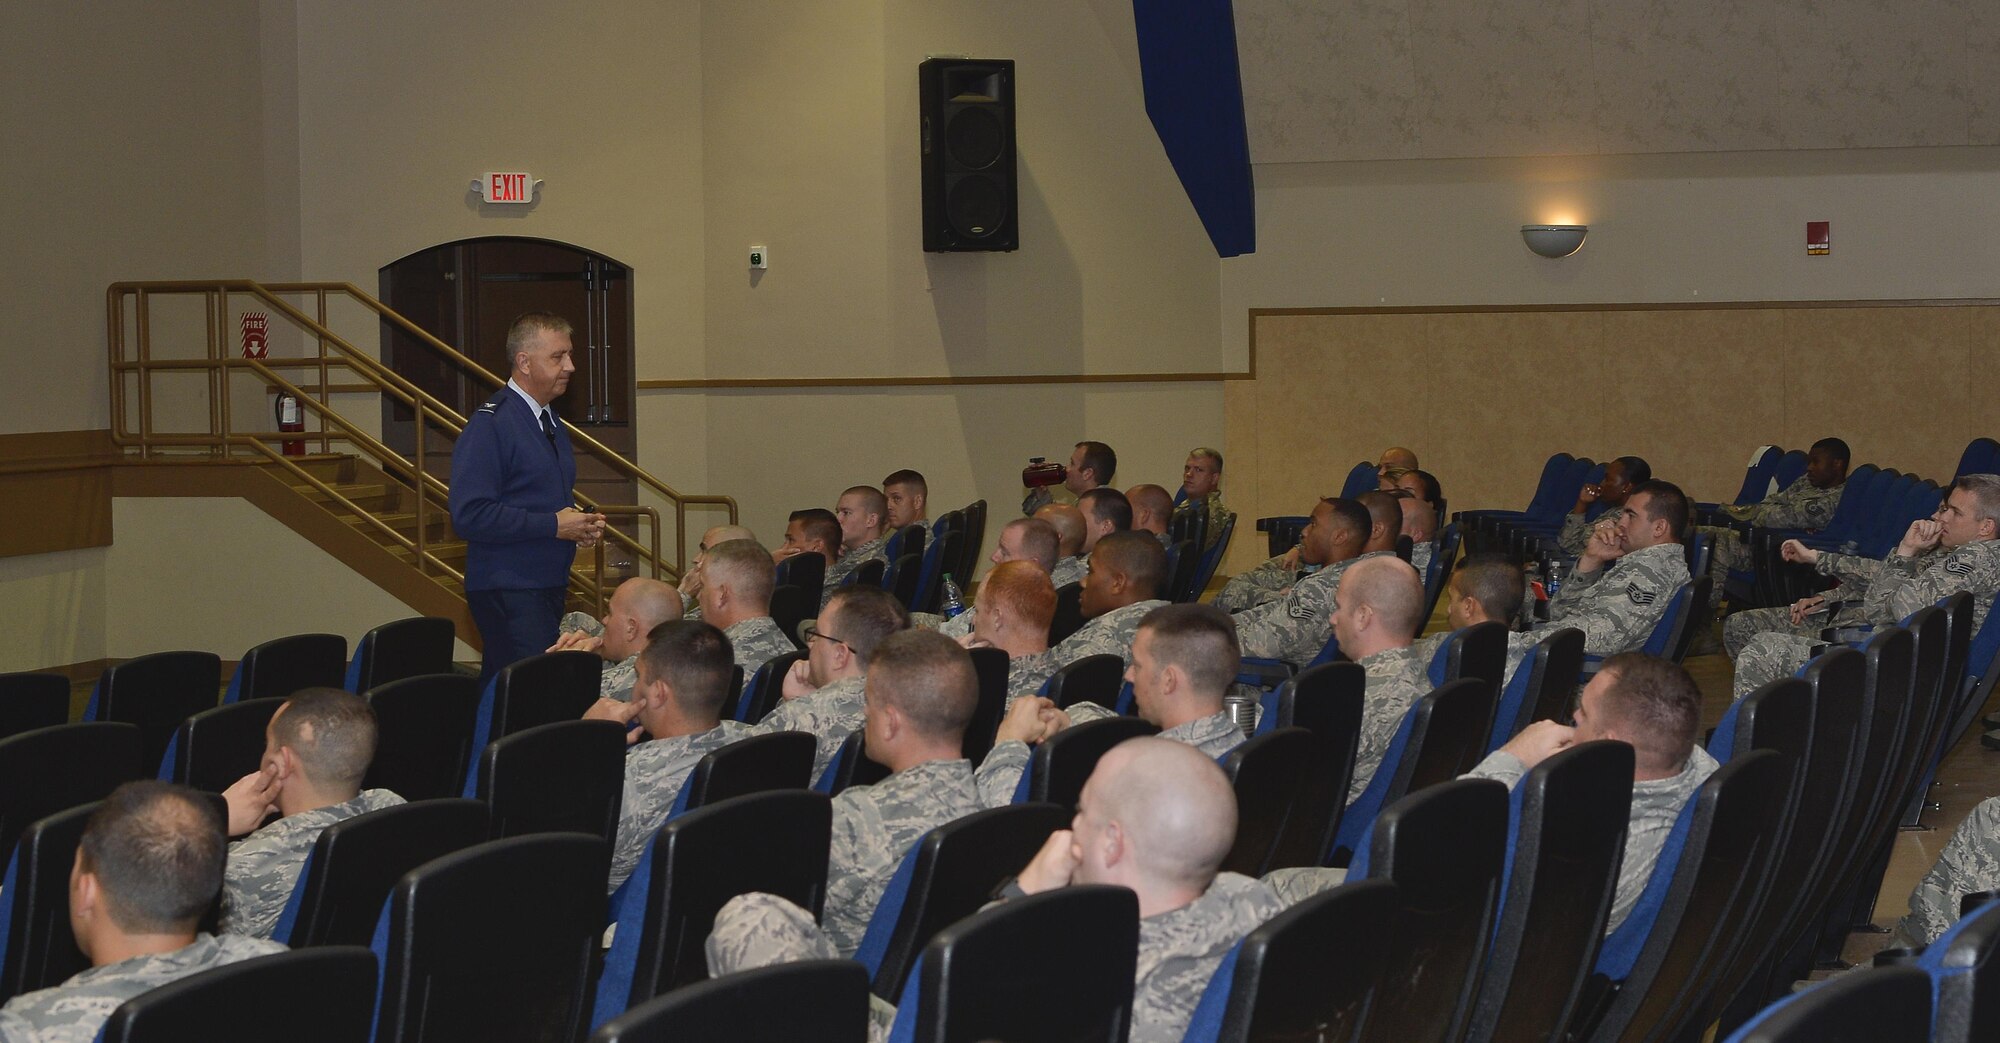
1946, 558, 1975, 576
1625, 583, 1658, 605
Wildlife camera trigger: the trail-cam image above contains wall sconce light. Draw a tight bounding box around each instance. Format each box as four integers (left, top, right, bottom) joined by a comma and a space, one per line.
1521, 224, 1588, 258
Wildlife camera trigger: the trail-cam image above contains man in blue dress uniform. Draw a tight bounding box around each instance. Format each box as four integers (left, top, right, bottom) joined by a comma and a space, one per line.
449, 312, 607, 679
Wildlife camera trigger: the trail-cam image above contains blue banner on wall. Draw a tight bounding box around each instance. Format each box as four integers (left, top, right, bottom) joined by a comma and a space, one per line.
1131, 0, 1256, 257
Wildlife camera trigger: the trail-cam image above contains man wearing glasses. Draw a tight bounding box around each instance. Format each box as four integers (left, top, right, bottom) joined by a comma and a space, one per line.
751, 585, 909, 778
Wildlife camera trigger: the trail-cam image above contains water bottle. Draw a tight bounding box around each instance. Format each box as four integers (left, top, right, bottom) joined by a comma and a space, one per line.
940, 573, 966, 618
1545, 560, 1566, 600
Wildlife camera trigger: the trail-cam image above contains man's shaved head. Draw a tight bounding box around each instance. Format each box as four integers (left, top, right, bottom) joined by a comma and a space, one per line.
1125, 484, 1174, 534
1035, 503, 1087, 558
1080, 738, 1237, 889
701, 525, 755, 550
1399, 498, 1437, 542
619, 578, 681, 631
1378, 447, 1419, 471
1338, 555, 1425, 636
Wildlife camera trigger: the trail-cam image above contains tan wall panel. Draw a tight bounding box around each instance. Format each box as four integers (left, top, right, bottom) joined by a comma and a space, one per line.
1224, 303, 1999, 575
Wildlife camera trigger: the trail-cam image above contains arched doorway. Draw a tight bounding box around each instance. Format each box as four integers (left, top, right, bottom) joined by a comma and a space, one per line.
380, 236, 636, 511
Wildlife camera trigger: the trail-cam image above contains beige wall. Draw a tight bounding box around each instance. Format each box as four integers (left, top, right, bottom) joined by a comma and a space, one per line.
0, 551, 109, 673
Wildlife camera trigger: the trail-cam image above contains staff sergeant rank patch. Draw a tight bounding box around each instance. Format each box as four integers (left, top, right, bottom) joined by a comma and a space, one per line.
1626, 584, 1658, 605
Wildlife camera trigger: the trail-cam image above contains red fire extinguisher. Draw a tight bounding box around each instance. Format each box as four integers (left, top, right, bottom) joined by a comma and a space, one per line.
275, 391, 305, 457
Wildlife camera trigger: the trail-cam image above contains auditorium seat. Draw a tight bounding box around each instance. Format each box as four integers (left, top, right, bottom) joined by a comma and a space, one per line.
733, 650, 805, 724
344, 616, 454, 693
466, 650, 603, 762
1351, 778, 1509, 1042
594, 790, 832, 1027
669, 730, 814, 817
157, 696, 283, 792
883, 885, 1138, 1043
1464, 741, 1632, 1043
98, 946, 378, 1043
1011, 716, 1159, 810
1922, 894, 2000, 1043
913, 527, 965, 615
1424, 620, 1507, 703
1268, 662, 1362, 869
0, 801, 95, 1003
774, 549, 827, 595
1718, 964, 1931, 1043
1049, 582, 1086, 644
363, 673, 481, 801
591, 960, 869, 1043
883, 551, 923, 611
89, 650, 221, 773
1180, 879, 1399, 1043
813, 730, 893, 796
224, 632, 346, 704
1161, 538, 1198, 602
0, 673, 69, 740
769, 583, 814, 651
1187, 515, 1235, 598
961, 646, 1009, 766
853, 802, 1069, 1002
1253, 515, 1310, 558
1417, 525, 1463, 633
374, 833, 610, 1043
0, 722, 144, 868
1521, 627, 1585, 729
1042, 653, 1123, 711
1218, 727, 1317, 876
274, 798, 490, 948
475, 719, 625, 848
1328, 678, 1493, 868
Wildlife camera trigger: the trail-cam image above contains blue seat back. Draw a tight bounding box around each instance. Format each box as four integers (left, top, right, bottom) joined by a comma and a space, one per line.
1812, 463, 1881, 543
1188, 515, 1235, 600
1771, 448, 1810, 492
1638, 582, 1694, 659
1338, 460, 1378, 500
1518, 454, 1577, 519
1485, 643, 1539, 753
1917, 894, 2000, 1043
1730, 446, 1783, 506
1955, 437, 2000, 480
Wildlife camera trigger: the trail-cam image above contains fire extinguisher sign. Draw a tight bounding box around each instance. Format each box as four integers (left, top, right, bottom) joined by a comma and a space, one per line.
241, 312, 269, 358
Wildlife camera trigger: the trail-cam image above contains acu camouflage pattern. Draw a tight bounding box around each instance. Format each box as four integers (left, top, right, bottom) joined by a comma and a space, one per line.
1411, 539, 1433, 578
1211, 553, 1306, 614
220, 788, 406, 939
1468, 745, 1719, 932
1557, 511, 1610, 558
1732, 539, 2000, 698
1233, 551, 1394, 669
749, 674, 867, 780
1721, 475, 1845, 529
704, 893, 900, 1042
557, 611, 640, 701
1348, 645, 1432, 803
1129, 873, 1288, 1043
1051, 599, 1170, 669
820, 759, 983, 957
725, 615, 798, 679
608, 720, 756, 892
0, 934, 289, 1043
1720, 545, 1944, 657
1895, 795, 2000, 947
1005, 648, 1061, 709
907, 609, 975, 639
1533, 542, 1690, 657
822, 533, 893, 608
1051, 555, 1088, 591
1173, 491, 1235, 553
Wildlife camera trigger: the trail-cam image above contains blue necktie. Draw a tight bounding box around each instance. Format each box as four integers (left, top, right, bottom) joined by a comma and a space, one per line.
540, 409, 557, 447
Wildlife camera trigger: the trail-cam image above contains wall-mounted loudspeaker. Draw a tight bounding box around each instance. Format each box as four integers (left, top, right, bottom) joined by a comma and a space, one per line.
919, 58, 1017, 252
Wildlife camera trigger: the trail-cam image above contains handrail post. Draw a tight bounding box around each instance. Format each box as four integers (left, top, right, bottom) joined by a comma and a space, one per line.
136, 289, 153, 459
415, 399, 427, 577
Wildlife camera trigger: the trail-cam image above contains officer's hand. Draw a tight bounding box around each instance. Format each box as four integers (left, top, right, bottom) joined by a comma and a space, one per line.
1899, 518, 1943, 557
780, 658, 817, 700
1779, 539, 1819, 565
547, 630, 602, 654
996, 696, 1057, 745
557, 508, 608, 543
222, 764, 281, 837
1498, 720, 1575, 769
1789, 595, 1827, 626
1015, 829, 1080, 894
679, 562, 706, 595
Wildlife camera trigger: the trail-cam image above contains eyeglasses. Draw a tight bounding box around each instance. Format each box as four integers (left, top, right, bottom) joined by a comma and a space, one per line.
801, 623, 849, 649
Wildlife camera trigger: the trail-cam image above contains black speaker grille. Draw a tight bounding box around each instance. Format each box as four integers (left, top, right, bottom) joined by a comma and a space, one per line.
944, 107, 1004, 171
946, 175, 1008, 239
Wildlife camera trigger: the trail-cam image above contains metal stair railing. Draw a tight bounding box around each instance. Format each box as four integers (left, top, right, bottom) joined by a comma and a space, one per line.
106, 280, 735, 611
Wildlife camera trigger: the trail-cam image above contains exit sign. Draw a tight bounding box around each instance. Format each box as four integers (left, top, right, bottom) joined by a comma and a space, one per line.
482, 172, 534, 204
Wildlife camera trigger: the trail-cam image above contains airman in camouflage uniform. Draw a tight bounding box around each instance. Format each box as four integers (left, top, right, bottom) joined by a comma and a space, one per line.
1052, 598, 1169, 669
608, 720, 755, 891
1233, 551, 1390, 668
823, 486, 895, 607
1173, 448, 1234, 554
556, 611, 643, 702
1211, 552, 1313, 614
0, 935, 290, 1043
750, 674, 866, 780
1127, 873, 1289, 1042
1348, 645, 1431, 802
1005, 647, 1061, 707
1535, 541, 1689, 656
1051, 554, 1088, 590
821, 533, 891, 606
974, 704, 1246, 808
221, 789, 406, 938
550, 575, 684, 702
1701, 441, 1849, 593
724, 615, 798, 678
1720, 540, 1943, 659
1894, 795, 2000, 948
1173, 490, 1235, 553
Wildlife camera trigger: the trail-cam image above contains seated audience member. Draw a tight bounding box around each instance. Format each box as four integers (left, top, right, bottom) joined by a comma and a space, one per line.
1024, 439, 1117, 516
1233, 496, 1398, 668
698, 538, 800, 677
709, 630, 983, 967
218, 688, 404, 939
751, 585, 910, 778
1377, 446, 1419, 477
881, 469, 930, 533
0, 782, 288, 1042
1173, 447, 1235, 552
1530, 480, 1692, 657
1699, 437, 1850, 596
1894, 793, 2000, 948
1035, 503, 1090, 588
1077, 487, 1134, 555
547, 577, 682, 701
1329, 556, 1432, 802
1732, 473, 2000, 699
1465, 653, 1716, 933
1211, 497, 1360, 614
823, 486, 893, 604
1411, 555, 1539, 689
920, 517, 1060, 639
1126, 484, 1176, 549
1397, 494, 1439, 574
773, 509, 840, 566
961, 561, 1061, 705
583, 620, 752, 892
977, 603, 1247, 806
1050, 531, 1170, 669
707, 737, 1285, 1043
675, 523, 757, 616
1557, 456, 1650, 558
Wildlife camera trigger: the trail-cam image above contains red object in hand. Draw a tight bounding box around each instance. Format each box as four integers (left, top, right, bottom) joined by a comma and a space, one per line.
275, 391, 305, 457
1022, 457, 1067, 488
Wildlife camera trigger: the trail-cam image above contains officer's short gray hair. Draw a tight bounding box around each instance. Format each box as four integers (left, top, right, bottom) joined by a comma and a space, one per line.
1953, 474, 2000, 528
505, 312, 573, 365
